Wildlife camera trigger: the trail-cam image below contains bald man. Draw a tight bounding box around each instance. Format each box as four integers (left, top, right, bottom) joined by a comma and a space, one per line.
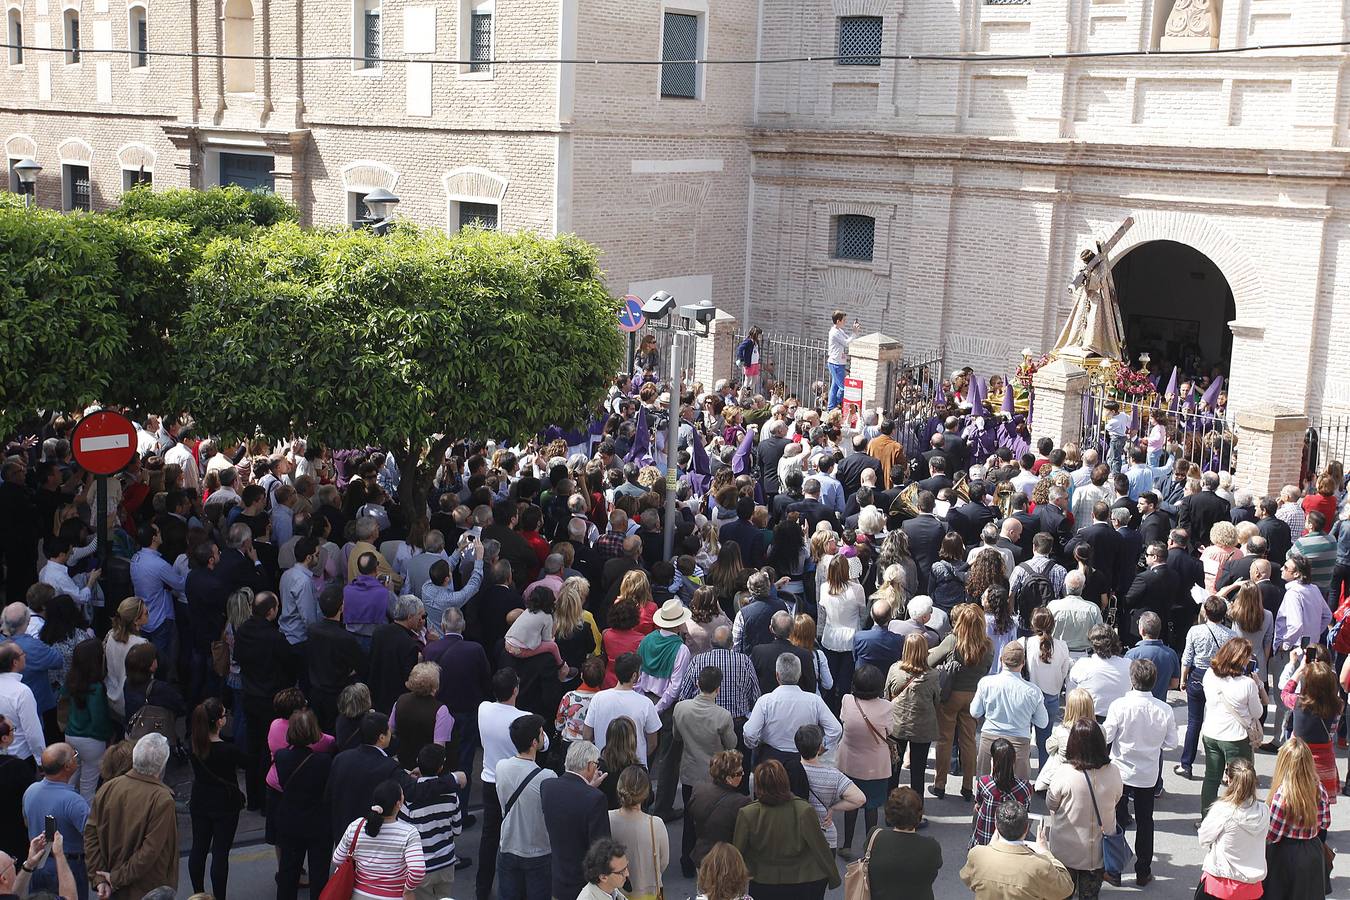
23, 742, 87, 898
853, 600, 905, 674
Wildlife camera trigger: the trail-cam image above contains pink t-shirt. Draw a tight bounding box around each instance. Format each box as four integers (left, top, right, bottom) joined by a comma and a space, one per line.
266, 718, 336, 791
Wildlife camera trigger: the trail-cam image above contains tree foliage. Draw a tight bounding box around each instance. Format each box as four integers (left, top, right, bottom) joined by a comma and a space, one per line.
0, 204, 196, 431
109, 184, 298, 240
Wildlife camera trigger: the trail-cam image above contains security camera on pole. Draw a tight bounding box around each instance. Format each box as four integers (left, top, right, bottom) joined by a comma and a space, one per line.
648, 297, 721, 560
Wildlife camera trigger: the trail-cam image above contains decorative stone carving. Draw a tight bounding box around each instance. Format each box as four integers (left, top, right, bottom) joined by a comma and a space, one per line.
1161, 0, 1219, 51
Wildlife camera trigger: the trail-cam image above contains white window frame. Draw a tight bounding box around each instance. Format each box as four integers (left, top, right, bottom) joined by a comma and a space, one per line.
63, 8, 80, 65
351, 0, 381, 74
7, 158, 21, 193
6, 6, 21, 67
458, 0, 493, 79
62, 163, 92, 211
658, 1, 707, 101
453, 199, 498, 232
121, 167, 152, 191
127, 3, 147, 69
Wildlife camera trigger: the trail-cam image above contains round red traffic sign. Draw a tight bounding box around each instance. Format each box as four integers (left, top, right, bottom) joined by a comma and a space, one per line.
71, 411, 138, 475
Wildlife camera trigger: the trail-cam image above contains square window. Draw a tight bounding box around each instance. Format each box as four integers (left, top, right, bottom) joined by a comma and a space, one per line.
459, 201, 498, 231
122, 169, 152, 191
64, 164, 91, 211
661, 12, 698, 99
469, 12, 492, 73
838, 16, 882, 67
833, 215, 875, 262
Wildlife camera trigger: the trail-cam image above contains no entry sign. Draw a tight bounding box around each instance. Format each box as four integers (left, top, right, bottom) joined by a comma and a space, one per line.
71, 410, 138, 475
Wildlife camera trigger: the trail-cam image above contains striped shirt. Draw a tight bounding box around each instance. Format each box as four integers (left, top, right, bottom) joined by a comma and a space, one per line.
1291, 532, 1337, 595
399, 776, 463, 873
332, 818, 426, 899
675, 648, 761, 719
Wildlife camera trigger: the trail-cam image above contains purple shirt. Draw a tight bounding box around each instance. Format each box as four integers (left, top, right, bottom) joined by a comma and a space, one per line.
342, 574, 393, 635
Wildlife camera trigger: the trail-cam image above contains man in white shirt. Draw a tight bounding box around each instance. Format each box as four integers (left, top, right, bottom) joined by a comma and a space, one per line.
0, 643, 45, 764
1066, 624, 1132, 716
826, 310, 860, 410
743, 653, 841, 768
38, 538, 100, 616
582, 653, 662, 766
1011, 454, 1040, 499
164, 437, 200, 492
477, 669, 547, 900
1047, 571, 1103, 657
1099, 659, 1177, 887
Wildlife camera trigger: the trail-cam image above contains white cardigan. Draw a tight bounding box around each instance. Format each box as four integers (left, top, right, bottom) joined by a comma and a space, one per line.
1198, 798, 1270, 884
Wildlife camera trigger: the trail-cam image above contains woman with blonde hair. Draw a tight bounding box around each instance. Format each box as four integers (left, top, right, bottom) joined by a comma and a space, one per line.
1197, 757, 1268, 900
553, 576, 602, 673
817, 554, 867, 703
1035, 688, 1096, 792
871, 563, 909, 622
390, 662, 449, 769
696, 842, 750, 900
1265, 738, 1332, 900
615, 569, 658, 635
103, 597, 149, 721
874, 530, 918, 606
1202, 521, 1242, 593
789, 614, 832, 696
925, 603, 992, 801
696, 522, 721, 572
885, 632, 942, 805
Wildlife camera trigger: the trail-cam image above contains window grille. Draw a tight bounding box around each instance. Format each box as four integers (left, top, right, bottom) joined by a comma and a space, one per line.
661, 12, 698, 98
834, 215, 875, 261
459, 201, 498, 230
837, 16, 881, 66
67, 165, 91, 211
363, 9, 381, 67
469, 12, 491, 72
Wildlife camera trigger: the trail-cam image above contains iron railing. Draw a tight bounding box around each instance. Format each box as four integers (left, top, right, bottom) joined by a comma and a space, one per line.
1306, 414, 1350, 483
1080, 385, 1236, 473
731, 330, 830, 405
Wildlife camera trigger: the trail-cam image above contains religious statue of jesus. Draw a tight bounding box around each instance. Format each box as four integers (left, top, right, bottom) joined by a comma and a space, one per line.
1052, 223, 1131, 361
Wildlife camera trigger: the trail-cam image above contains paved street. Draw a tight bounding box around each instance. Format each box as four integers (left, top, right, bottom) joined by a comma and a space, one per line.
165, 694, 1348, 900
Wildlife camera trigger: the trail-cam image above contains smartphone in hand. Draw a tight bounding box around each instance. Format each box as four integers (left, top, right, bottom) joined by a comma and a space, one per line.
44, 815, 55, 844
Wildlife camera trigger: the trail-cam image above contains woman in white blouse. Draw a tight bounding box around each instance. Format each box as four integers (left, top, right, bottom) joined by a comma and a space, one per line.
1014, 607, 1073, 767
1198, 637, 1264, 817
817, 554, 867, 705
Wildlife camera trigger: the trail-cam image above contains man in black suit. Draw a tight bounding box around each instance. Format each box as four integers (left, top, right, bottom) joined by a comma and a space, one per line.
1122, 542, 1179, 645
719, 496, 766, 567
1177, 472, 1231, 551
216, 522, 272, 596
540, 740, 611, 900
749, 611, 816, 695
1007, 492, 1040, 560
234, 590, 294, 809
1038, 487, 1074, 563
1230, 490, 1257, 525
1216, 536, 1268, 591
482, 499, 540, 588
844, 486, 876, 529
1250, 558, 1285, 618
940, 417, 969, 474
902, 491, 947, 594
467, 560, 525, 664
996, 519, 1028, 566
424, 606, 491, 807
1165, 529, 1204, 651
771, 471, 805, 525
837, 435, 882, 498
306, 585, 367, 731
326, 712, 417, 841
367, 594, 425, 713
601, 536, 644, 604
1109, 474, 1141, 530
1066, 501, 1123, 586
916, 454, 954, 496
1137, 491, 1171, 548
1256, 497, 1293, 566
787, 479, 841, 535
947, 481, 997, 547
916, 433, 948, 485
755, 421, 791, 502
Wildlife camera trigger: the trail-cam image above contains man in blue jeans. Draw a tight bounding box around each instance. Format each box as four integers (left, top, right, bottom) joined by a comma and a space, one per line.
826, 310, 860, 409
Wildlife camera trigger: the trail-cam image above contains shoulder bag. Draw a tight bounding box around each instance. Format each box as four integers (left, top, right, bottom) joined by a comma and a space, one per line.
936, 649, 962, 702
647, 813, 666, 900
318, 823, 360, 900
211, 625, 231, 678
1084, 769, 1133, 878
853, 695, 899, 769
1216, 680, 1263, 750
843, 825, 882, 900
502, 765, 546, 821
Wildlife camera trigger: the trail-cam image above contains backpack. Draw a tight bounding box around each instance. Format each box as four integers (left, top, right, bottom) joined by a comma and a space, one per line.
1013, 560, 1058, 623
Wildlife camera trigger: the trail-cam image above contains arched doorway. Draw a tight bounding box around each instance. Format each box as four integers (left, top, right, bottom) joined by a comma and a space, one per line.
1111, 239, 1235, 380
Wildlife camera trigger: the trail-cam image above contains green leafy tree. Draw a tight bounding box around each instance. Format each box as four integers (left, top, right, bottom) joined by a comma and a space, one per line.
109, 184, 298, 239
0, 204, 196, 431
173, 222, 621, 516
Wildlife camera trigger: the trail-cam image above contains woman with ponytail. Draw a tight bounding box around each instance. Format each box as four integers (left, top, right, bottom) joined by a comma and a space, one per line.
1013, 607, 1071, 768
330, 779, 426, 899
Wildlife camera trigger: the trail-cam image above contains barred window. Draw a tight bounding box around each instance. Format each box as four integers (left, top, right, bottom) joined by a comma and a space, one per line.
661, 12, 698, 99
122, 168, 152, 191
459, 201, 498, 231
64, 165, 91, 211
837, 16, 882, 67
469, 12, 492, 72
833, 215, 875, 262
363, 8, 381, 68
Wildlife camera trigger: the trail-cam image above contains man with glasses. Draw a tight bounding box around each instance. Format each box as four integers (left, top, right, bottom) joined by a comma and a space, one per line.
22, 743, 88, 898
578, 838, 629, 900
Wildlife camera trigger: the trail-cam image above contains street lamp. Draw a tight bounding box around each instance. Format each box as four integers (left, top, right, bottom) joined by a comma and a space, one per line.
362, 187, 399, 235
13, 159, 41, 207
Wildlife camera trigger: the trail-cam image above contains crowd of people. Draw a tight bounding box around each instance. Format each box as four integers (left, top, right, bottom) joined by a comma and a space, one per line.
0, 337, 1340, 900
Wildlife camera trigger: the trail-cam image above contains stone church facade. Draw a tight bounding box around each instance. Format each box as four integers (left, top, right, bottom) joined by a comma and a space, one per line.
3, 0, 1348, 440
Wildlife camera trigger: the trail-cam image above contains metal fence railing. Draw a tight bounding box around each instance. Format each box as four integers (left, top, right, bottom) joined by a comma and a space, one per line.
731, 330, 830, 406
1306, 414, 1350, 482
1080, 385, 1237, 473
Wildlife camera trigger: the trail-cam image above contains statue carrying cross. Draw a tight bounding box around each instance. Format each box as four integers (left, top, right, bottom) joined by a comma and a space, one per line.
1052, 216, 1134, 362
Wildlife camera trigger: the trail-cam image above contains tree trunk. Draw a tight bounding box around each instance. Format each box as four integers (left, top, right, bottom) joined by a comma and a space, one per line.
395, 434, 454, 529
